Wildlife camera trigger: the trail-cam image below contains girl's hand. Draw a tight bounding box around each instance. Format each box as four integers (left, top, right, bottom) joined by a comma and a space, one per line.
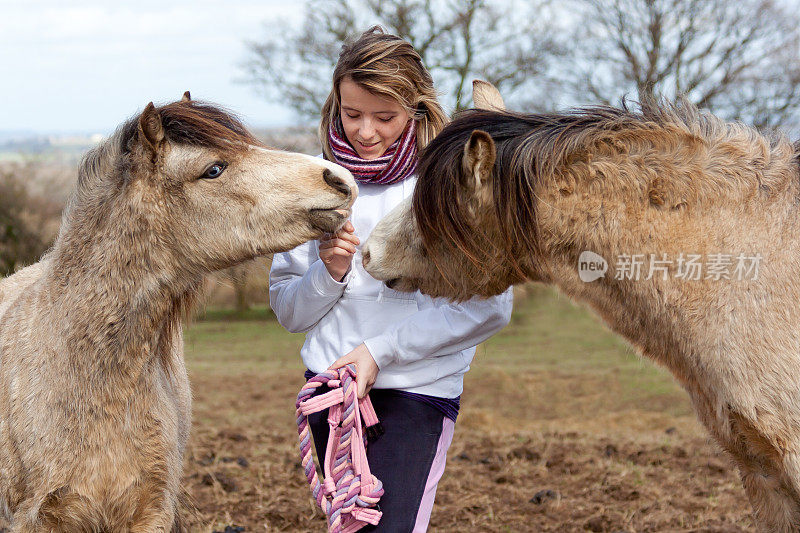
319, 221, 359, 282
329, 343, 378, 398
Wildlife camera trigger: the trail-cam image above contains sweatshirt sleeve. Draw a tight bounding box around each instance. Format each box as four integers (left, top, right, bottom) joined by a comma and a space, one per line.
363, 287, 514, 369
268, 240, 353, 333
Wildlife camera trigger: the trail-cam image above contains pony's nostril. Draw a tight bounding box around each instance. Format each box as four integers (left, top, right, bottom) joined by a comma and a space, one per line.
323, 169, 351, 197
362, 248, 371, 267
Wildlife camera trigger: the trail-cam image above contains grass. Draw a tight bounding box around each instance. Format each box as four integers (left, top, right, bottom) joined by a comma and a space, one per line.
184, 284, 696, 439
181, 284, 752, 531
466, 285, 693, 431
185, 307, 301, 374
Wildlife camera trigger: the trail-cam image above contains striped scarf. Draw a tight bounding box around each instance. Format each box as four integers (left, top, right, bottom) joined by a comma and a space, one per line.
328, 117, 418, 185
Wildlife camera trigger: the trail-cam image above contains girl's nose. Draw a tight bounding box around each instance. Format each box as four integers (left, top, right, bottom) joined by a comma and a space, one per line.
359, 118, 375, 139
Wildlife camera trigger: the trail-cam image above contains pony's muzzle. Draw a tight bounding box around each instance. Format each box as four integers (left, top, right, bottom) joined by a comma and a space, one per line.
323, 168, 355, 202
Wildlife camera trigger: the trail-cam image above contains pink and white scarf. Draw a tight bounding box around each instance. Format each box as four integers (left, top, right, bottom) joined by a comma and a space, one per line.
328, 117, 418, 185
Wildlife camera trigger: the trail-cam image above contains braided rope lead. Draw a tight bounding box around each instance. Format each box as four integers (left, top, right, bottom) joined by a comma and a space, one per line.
297, 364, 385, 533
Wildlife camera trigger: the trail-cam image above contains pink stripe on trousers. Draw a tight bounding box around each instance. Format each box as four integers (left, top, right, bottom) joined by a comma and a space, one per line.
412, 418, 456, 532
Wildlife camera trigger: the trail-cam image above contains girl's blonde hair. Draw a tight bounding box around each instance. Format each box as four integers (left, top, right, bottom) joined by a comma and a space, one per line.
319, 26, 447, 160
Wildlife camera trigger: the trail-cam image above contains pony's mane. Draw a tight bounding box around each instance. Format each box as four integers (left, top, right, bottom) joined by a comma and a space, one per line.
413, 100, 776, 278
120, 100, 262, 156
78, 101, 262, 191
65, 101, 263, 237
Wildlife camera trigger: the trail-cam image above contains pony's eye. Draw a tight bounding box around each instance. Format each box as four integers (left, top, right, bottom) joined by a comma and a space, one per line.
201, 162, 227, 179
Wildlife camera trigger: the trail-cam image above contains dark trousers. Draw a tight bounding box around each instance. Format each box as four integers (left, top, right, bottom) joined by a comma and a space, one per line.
308, 388, 446, 533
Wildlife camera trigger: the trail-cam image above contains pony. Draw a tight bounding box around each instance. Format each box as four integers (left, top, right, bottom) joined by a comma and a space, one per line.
0, 92, 356, 532
363, 81, 800, 531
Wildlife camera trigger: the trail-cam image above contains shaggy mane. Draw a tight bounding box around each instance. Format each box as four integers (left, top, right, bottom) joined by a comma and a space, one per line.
78, 101, 262, 192
66, 100, 264, 247
412, 100, 783, 278
122, 100, 262, 156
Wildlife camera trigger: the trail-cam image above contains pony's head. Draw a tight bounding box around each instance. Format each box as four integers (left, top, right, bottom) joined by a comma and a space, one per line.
364, 81, 793, 300
363, 81, 531, 299
62, 92, 357, 276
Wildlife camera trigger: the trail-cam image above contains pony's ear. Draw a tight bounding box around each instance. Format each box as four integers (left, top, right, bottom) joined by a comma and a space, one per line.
472, 80, 505, 111
181, 91, 191, 102
462, 130, 496, 206
137, 102, 166, 162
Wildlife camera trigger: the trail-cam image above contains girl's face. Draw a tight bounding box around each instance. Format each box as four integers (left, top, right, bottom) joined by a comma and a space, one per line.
339, 76, 410, 160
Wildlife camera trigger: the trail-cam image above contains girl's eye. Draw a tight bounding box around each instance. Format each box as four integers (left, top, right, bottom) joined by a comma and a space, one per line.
201, 162, 227, 179
378, 116, 394, 122
345, 113, 359, 119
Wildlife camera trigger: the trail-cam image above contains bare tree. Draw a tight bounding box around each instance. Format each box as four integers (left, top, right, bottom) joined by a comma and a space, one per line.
241, 0, 560, 117
554, 0, 800, 129
224, 263, 252, 313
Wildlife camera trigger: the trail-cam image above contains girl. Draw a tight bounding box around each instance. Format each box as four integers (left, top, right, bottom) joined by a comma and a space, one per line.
269, 26, 513, 532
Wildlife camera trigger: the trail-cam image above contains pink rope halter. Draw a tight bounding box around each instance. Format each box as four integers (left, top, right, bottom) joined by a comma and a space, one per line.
296, 364, 385, 532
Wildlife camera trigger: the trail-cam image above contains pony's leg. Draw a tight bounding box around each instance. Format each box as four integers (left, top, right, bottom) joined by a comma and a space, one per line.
128, 503, 177, 533
777, 451, 800, 529
7, 496, 53, 533
11, 488, 98, 533
0, 433, 26, 525
8, 522, 41, 533
126, 478, 182, 533
724, 413, 800, 532
8, 521, 58, 533
686, 379, 800, 533
7, 507, 66, 533
738, 465, 800, 533
7, 488, 180, 533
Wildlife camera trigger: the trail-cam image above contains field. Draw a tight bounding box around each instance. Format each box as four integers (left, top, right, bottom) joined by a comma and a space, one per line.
183, 286, 754, 532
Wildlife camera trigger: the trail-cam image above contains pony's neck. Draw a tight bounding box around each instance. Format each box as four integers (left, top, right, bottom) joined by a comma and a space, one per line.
549, 263, 690, 369
531, 120, 800, 374
44, 195, 197, 382
540, 179, 800, 385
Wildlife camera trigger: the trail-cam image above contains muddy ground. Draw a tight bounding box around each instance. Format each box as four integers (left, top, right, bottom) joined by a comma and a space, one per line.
0, 287, 757, 532
184, 371, 753, 533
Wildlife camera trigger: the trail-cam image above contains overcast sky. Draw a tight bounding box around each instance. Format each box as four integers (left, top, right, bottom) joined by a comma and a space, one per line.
0, 0, 305, 134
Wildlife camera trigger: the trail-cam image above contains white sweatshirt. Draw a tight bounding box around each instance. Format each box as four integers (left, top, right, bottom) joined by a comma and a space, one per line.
269, 176, 513, 398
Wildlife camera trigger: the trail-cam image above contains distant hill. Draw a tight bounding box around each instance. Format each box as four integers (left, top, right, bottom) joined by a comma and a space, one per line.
0, 127, 319, 163
0, 132, 104, 164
